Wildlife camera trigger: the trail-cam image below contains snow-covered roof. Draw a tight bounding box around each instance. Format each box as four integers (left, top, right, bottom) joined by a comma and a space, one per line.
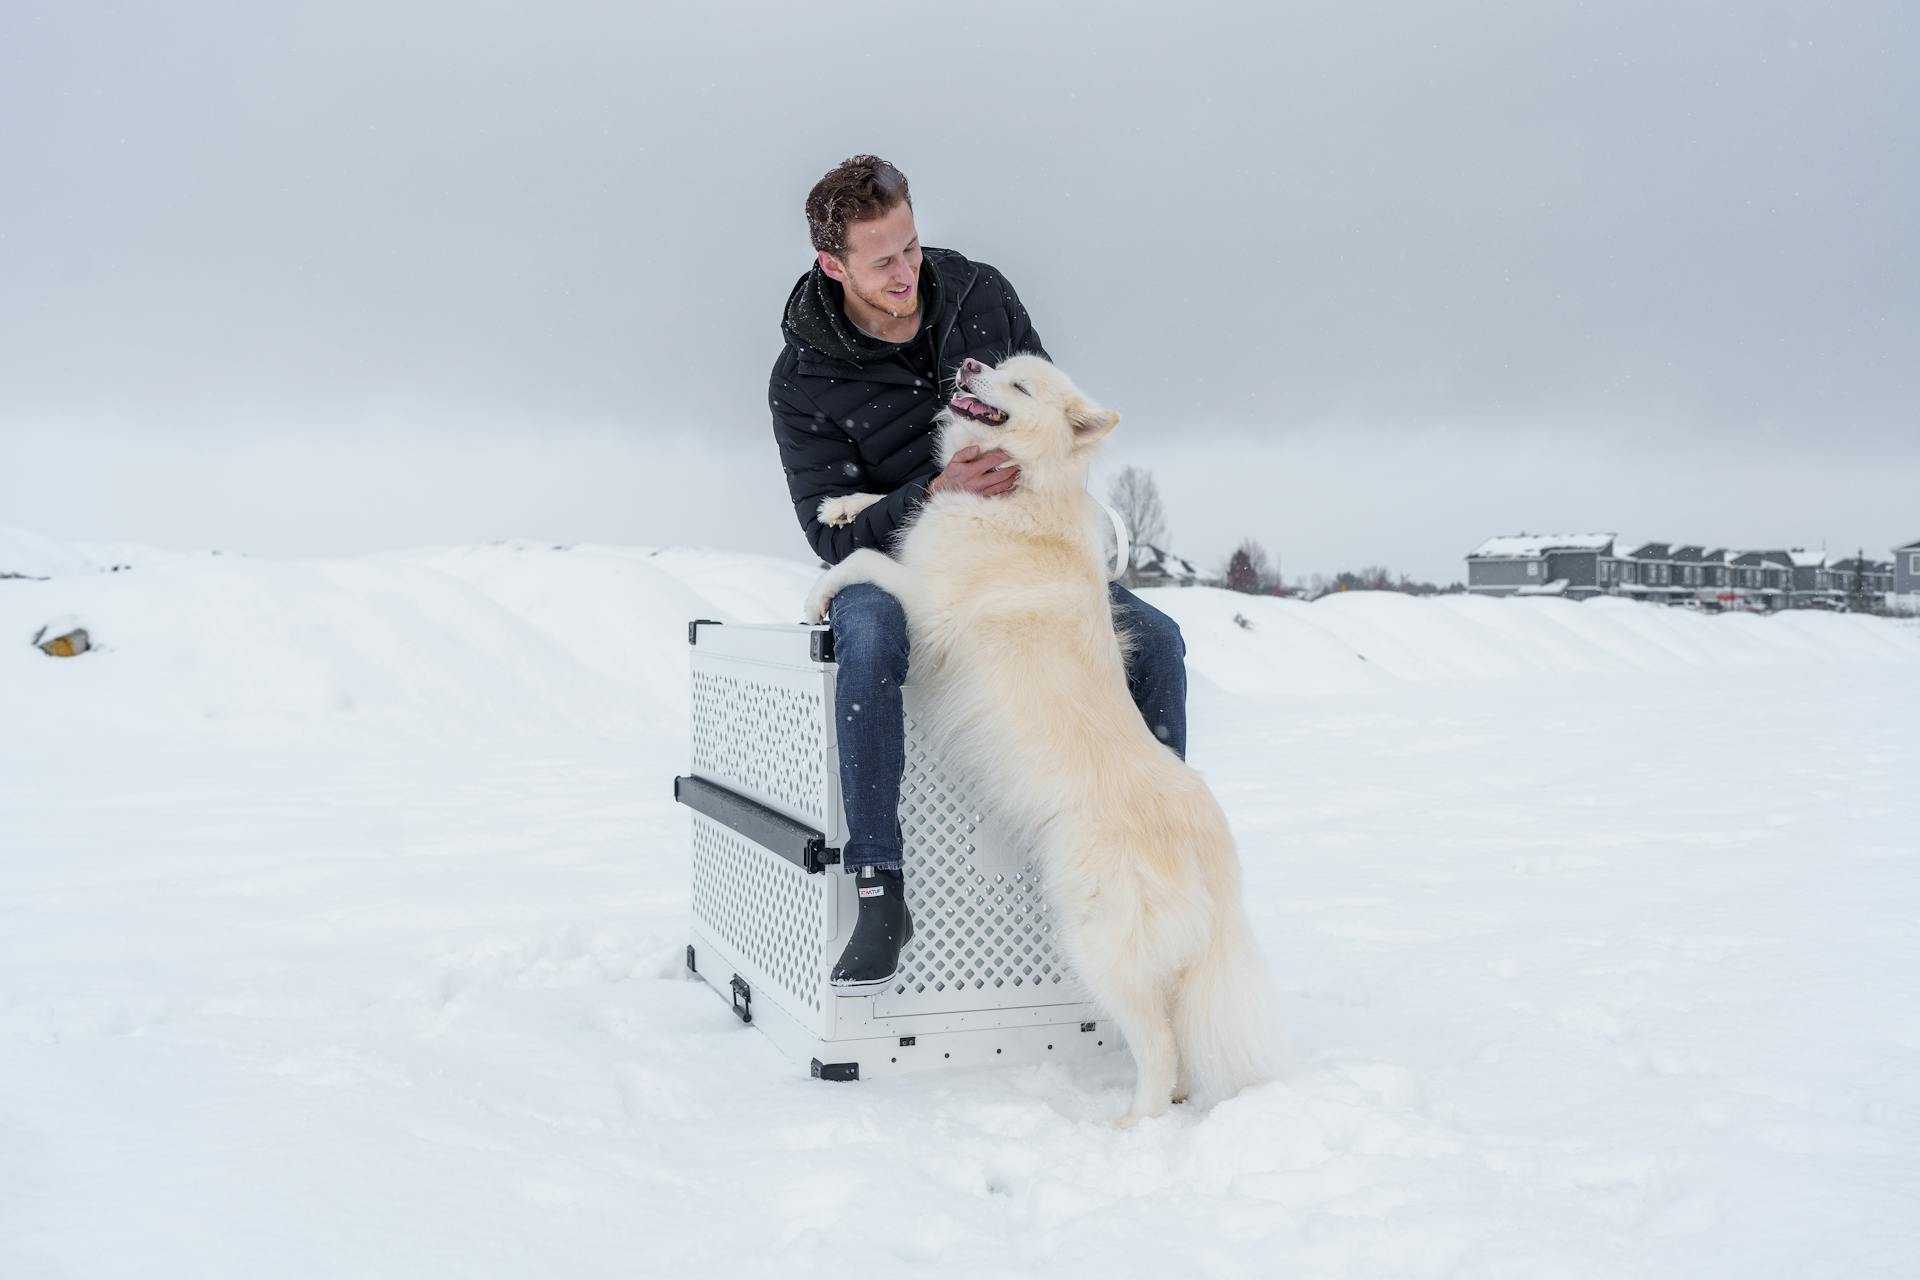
1614, 540, 1673, 560
1788, 549, 1828, 568
1469, 533, 1615, 559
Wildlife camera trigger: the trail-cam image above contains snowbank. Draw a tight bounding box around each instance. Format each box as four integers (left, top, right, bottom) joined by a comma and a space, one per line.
0, 539, 817, 740
6, 534, 1913, 743
1154, 587, 1917, 701
0, 524, 185, 579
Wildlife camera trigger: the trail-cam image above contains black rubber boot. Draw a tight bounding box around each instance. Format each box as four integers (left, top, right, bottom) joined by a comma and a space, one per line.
830, 867, 914, 995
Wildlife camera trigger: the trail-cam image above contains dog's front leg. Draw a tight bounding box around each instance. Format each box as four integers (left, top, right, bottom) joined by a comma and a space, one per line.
803, 548, 917, 623
817, 492, 885, 527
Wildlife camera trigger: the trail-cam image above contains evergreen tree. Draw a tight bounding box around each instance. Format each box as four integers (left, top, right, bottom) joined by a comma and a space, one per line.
1847, 546, 1876, 614
1226, 546, 1263, 594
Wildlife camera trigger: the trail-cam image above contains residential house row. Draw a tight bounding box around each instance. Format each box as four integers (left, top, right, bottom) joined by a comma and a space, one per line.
1466, 534, 1919, 611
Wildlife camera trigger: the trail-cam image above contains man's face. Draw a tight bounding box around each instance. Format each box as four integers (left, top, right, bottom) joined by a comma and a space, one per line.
819, 200, 923, 321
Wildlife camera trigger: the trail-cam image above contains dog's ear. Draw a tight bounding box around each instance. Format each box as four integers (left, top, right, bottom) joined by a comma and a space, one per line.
1068, 398, 1120, 446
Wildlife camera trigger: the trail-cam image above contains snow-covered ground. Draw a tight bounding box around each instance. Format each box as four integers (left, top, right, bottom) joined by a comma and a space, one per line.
5, 528, 1917, 1278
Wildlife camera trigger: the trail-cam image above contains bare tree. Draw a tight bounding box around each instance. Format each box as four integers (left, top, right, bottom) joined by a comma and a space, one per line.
1106, 466, 1167, 586
1322, 565, 1451, 595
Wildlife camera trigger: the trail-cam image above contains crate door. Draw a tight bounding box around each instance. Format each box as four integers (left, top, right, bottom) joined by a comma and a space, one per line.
874, 701, 1091, 1017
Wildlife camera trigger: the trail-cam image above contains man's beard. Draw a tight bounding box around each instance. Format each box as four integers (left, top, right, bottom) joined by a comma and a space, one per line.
852, 279, 920, 321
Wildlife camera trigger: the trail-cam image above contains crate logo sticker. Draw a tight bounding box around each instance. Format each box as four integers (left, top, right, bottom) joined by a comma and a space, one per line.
858, 885, 886, 898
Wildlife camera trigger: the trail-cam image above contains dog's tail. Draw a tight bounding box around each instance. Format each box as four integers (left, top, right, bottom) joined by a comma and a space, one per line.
1174, 906, 1288, 1103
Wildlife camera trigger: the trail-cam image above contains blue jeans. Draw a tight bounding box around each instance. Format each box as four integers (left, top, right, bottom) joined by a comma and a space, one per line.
828, 581, 1189, 872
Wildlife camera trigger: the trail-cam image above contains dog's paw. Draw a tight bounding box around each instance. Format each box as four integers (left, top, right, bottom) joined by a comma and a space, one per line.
817, 492, 884, 527
1114, 1098, 1172, 1128
802, 585, 834, 624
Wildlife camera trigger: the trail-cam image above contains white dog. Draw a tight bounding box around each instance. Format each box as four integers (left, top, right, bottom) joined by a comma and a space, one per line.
804, 355, 1284, 1125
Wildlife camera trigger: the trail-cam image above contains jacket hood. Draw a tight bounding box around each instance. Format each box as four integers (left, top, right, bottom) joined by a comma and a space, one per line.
781, 251, 957, 365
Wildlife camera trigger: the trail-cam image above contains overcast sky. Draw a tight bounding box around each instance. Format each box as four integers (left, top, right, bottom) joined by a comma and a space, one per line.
3, 0, 1915, 583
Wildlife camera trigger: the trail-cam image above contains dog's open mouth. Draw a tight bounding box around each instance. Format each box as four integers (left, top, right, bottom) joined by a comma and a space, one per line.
949, 394, 1008, 425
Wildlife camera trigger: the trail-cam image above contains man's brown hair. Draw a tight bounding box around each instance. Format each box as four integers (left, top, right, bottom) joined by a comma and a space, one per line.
805, 155, 912, 258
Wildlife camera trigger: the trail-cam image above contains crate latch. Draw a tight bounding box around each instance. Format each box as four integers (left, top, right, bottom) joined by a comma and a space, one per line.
803, 839, 841, 875
729, 975, 752, 1024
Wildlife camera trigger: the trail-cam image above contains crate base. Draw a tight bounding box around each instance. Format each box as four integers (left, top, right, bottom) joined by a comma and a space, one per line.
689, 927, 1120, 1080
800, 1020, 1122, 1081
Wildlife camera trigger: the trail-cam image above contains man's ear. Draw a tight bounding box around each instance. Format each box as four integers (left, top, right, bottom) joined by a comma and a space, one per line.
818, 250, 848, 283
1068, 399, 1121, 445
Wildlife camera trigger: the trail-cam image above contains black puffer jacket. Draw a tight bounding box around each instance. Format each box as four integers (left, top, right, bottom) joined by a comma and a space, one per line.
769, 246, 1048, 565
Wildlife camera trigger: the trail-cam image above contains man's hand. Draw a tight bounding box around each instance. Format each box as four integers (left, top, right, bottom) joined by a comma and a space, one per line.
928, 445, 1019, 499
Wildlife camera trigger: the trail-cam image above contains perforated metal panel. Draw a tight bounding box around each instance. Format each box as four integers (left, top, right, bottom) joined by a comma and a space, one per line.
689, 664, 834, 833
875, 707, 1086, 1016
688, 813, 828, 1021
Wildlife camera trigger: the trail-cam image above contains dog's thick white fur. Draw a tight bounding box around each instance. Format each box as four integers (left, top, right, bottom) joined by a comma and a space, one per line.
804, 355, 1284, 1125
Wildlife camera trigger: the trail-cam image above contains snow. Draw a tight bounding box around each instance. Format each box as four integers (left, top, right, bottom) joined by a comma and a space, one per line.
1468, 532, 1616, 559
0, 526, 184, 579
5, 534, 1919, 1278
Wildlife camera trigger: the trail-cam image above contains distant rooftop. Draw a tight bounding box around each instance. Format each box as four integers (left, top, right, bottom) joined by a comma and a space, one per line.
1469, 533, 1615, 559
1136, 543, 1199, 581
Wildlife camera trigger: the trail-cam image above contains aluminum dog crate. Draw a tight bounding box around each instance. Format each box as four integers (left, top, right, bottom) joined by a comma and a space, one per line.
674, 619, 1113, 1081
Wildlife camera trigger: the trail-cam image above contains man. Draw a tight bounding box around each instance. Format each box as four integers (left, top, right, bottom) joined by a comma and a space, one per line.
768, 155, 1189, 992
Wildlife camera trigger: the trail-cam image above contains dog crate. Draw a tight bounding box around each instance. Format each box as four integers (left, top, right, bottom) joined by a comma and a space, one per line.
674, 619, 1114, 1081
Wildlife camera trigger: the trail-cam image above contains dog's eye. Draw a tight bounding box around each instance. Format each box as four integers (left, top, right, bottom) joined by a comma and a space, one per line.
1012, 381, 1029, 395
